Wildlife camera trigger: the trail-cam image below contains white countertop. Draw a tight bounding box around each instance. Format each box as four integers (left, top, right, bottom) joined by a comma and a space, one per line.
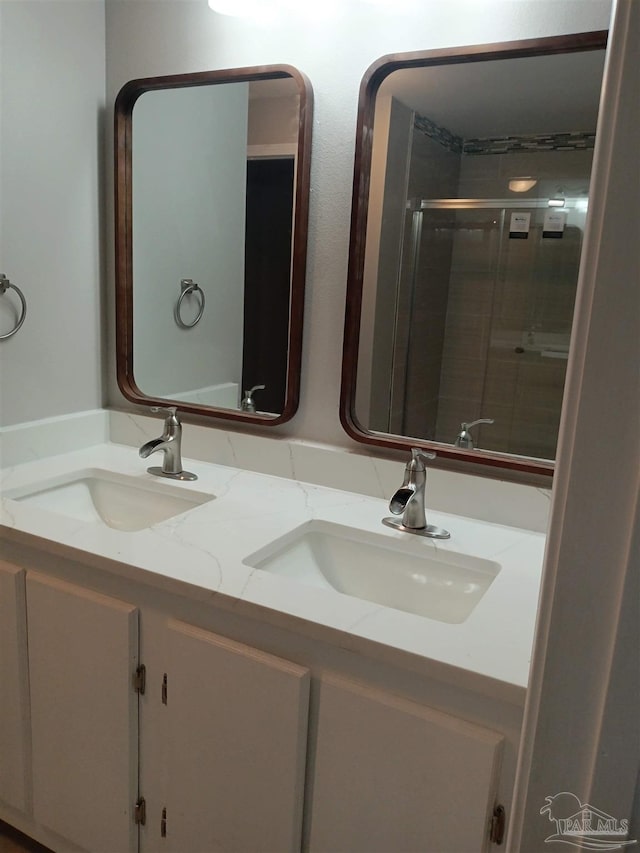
0, 442, 546, 702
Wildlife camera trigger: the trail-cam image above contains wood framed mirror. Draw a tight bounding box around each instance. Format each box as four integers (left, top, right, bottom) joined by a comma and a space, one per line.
115, 65, 313, 424
340, 32, 607, 478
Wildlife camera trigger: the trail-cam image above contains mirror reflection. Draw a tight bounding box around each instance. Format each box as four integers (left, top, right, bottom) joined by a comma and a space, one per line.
347, 36, 606, 470
115, 67, 312, 423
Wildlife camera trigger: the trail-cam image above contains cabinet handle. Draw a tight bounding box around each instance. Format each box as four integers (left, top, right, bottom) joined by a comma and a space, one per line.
490, 804, 506, 845
133, 664, 146, 695
134, 797, 146, 826
161, 807, 167, 838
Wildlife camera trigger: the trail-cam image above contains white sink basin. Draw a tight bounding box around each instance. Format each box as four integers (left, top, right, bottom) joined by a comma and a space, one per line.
5, 468, 214, 532
244, 521, 500, 624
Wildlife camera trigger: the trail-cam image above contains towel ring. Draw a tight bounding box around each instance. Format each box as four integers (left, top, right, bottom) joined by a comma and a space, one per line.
0, 274, 27, 340
175, 279, 205, 329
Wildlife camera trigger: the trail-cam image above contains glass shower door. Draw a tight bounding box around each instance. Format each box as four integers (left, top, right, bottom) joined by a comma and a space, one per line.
393, 197, 587, 459
482, 201, 586, 458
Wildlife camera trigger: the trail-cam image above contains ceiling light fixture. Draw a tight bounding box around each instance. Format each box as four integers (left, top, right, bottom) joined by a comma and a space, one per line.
508, 177, 537, 193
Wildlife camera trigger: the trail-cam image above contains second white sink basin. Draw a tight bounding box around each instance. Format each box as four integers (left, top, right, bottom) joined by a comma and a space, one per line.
243, 521, 500, 624
5, 468, 214, 532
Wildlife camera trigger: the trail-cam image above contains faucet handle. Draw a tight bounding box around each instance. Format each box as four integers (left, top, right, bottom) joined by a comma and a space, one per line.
150, 406, 181, 434
408, 447, 436, 471
411, 447, 435, 461
462, 418, 494, 431
150, 405, 178, 420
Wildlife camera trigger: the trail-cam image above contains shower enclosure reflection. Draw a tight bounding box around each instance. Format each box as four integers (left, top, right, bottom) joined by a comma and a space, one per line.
358, 196, 589, 459
350, 40, 605, 464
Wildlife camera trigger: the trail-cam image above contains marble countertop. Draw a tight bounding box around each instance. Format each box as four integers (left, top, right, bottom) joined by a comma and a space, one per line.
0, 442, 546, 702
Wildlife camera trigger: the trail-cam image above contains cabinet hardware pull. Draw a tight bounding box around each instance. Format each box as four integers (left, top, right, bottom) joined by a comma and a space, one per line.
133, 664, 146, 695
490, 803, 506, 845
162, 673, 168, 704
134, 797, 146, 826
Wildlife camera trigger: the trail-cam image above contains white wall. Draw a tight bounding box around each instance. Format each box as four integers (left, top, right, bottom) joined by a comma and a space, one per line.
132, 84, 247, 399
0, 0, 105, 428
104, 0, 612, 445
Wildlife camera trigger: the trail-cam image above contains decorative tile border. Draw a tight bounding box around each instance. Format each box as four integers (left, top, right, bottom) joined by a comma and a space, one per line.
463, 131, 596, 155
414, 111, 596, 155
414, 113, 463, 153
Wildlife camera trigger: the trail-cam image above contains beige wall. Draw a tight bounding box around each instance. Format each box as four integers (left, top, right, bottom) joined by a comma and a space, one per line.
248, 85, 300, 147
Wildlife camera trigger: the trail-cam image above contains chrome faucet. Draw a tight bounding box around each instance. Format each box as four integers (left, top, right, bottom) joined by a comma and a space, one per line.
454, 418, 494, 449
382, 448, 449, 539
139, 406, 197, 481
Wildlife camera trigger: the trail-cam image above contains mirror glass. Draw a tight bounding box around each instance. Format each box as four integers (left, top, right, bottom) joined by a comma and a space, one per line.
342, 34, 607, 476
115, 66, 312, 423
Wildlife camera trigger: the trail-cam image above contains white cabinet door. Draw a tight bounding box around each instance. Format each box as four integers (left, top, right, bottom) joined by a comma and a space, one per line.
308, 674, 504, 853
26, 572, 139, 853
151, 618, 310, 853
0, 562, 30, 814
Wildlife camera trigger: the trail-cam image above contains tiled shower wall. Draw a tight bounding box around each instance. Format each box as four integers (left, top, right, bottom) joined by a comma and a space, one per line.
433, 148, 593, 458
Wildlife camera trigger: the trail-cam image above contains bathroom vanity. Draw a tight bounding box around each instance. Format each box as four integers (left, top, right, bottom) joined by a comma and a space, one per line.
0, 414, 547, 853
